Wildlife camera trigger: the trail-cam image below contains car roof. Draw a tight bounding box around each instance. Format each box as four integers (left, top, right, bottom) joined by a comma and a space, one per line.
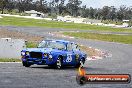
43, 39, 74, 44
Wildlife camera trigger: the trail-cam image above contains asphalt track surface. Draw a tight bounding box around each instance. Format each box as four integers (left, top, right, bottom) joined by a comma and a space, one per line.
0, 26, 132, 88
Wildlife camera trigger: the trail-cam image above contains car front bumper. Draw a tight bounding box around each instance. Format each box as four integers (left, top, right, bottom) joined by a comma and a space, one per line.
21, 57, 55, 65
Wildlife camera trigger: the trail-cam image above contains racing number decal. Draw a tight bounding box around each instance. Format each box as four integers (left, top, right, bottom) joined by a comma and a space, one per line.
66, 54, 72, 62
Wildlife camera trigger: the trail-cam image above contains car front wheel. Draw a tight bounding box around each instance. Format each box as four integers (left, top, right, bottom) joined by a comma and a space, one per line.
56, 57, 62, 69
22, 61, 31, 67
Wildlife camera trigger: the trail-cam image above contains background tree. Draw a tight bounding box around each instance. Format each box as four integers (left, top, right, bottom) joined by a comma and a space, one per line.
66, 0, 82, 16
89, 7, 95, 19
0, 0, 132, 22
108, 6, 117, 21
0, 0, 9, 14
101, 6, 110, 20
58, 0, 65, 14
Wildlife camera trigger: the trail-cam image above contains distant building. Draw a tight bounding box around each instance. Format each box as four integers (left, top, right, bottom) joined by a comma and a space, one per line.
63, 15, 73, 22
57, 15, 86, 23
123, 20, 129, 22
84, 19, 101, 24
25, 10, 46, 18
123, 20, 129, 27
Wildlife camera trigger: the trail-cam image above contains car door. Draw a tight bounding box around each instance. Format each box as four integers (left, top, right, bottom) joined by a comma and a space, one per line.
71, 43, 81, 63
66, 43, 80, 65
65, 43, 75, 65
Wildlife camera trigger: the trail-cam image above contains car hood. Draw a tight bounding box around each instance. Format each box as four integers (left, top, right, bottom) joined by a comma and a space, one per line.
23, 48, 61, 53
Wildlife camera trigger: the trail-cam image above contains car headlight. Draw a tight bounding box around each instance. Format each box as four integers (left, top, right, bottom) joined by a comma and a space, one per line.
44, 53, 48, 57
21, 52, 25, 56
26, 52, 30, 56
49, 54, 52, 58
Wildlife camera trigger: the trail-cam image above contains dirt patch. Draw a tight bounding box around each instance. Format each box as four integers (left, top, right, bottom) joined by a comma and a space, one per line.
0, 28, 103, 58
80, 45, 102, 57
0, 28, 43, 42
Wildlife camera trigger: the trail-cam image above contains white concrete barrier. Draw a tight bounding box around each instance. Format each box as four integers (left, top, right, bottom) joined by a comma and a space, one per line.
0, 38, 26, 59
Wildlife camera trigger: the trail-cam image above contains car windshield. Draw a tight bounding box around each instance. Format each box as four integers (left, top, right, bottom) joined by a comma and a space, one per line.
38, 41, 66, 50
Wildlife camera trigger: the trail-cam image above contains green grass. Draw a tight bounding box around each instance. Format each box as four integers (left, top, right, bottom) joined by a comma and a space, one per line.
102, 20, 123, 25
26, 41, 38, 48
0, 58, 21, 62
63, 32, 132, 44
0, 16, 132, 32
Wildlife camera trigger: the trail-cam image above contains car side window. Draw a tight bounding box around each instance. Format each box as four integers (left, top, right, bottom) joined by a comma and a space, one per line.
67, 43, 72, 51
67, 43, 80, 51
72, 43, 80, 51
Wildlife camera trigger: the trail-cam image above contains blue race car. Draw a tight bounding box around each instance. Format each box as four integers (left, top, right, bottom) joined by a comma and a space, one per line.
21, 40, 87, 69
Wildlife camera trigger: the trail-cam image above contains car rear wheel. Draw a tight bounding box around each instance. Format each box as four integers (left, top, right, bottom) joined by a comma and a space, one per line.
75, 59, 85, 68
80, 60, 85, 68
56, 57, 62, 69
22, 61, 31, 67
